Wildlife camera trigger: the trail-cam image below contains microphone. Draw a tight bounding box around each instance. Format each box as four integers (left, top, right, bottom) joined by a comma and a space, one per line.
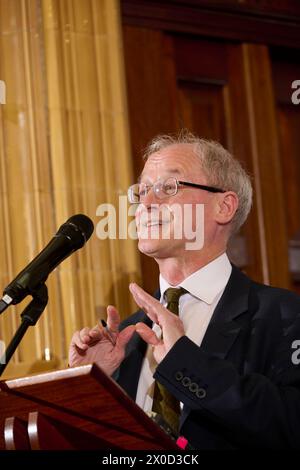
0, 214, 94, 313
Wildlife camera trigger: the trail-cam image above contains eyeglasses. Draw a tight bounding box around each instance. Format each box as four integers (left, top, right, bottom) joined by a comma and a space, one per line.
127, 177, 225, 204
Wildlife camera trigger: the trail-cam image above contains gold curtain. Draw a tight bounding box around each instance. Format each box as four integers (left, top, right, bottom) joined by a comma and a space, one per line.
0, 0, 141, 379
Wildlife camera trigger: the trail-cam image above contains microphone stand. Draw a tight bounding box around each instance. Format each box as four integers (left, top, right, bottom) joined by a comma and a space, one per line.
0, 284, 48, 377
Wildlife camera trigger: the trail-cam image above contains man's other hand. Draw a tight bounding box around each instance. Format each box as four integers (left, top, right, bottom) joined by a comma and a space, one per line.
68, 305, 135, 376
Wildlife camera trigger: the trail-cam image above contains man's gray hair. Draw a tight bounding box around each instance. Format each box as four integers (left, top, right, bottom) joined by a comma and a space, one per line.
143, 131, 253, 234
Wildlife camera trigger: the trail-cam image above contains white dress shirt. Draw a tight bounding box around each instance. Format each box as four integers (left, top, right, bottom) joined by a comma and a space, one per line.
135, 252, 232, 412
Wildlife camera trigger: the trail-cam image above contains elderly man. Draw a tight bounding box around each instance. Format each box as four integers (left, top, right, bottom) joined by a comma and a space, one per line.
69, 132, 300, 449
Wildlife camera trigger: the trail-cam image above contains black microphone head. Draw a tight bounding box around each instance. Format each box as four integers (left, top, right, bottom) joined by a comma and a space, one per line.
2, 214, 94, 306
57, 214, 94, 248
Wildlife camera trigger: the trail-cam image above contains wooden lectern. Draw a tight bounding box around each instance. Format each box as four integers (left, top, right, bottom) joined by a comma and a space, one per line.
0, 364, 178, 450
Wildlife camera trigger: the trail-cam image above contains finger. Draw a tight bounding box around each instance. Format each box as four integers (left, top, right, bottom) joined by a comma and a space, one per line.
129, 284, 161, 323
135, 322, 161, 346
80, 326, 105, 345
71, 331, 89, 351
89, 326, 104, 341
129, 283, 159, 307
116, 325, 136, 348
106, 305, 121, 333
79, 327, 95, 343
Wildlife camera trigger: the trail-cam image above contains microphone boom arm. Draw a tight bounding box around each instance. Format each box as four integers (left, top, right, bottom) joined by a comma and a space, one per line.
0, 284, 48, 377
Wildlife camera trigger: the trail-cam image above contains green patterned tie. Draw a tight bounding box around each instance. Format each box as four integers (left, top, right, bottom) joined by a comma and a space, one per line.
152, 287, 187, 434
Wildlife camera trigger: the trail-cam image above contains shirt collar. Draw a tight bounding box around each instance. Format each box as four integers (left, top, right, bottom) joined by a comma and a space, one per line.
159, 253, 232, 305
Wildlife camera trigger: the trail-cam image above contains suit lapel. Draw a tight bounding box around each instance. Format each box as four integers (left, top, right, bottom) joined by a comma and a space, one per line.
200, 265, 251, 360
117, 290, 160, 400
117, 321, 150, 400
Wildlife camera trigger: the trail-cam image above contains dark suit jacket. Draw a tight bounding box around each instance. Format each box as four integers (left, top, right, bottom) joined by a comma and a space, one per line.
115, 265, 300, 449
